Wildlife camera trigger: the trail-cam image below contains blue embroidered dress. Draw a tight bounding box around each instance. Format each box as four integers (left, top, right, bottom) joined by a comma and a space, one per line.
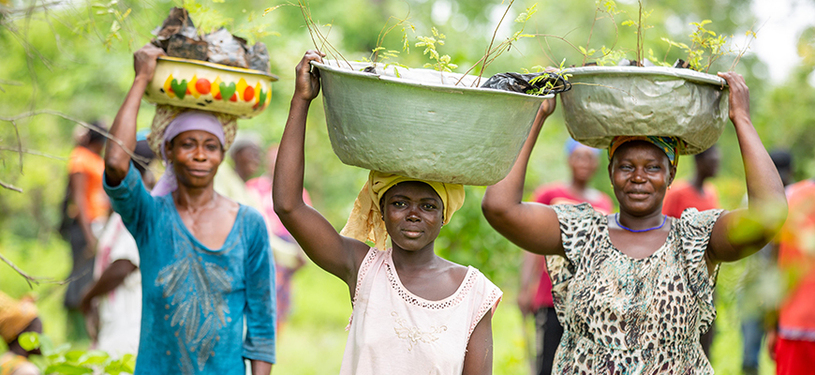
104, 164, 275, 374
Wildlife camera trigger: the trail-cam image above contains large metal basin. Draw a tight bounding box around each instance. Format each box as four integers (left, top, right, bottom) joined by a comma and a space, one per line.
559, 66, 729, 154
313, 60, 551, 185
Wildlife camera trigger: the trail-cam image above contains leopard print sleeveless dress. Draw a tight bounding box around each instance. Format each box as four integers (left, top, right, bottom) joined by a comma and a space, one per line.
545, 203, 724, 374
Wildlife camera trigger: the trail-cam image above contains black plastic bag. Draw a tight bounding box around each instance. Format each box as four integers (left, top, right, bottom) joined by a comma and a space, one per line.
480, 72, 572, 96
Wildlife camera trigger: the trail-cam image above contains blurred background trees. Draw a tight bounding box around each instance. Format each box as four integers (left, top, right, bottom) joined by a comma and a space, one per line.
1, 0, 814, 373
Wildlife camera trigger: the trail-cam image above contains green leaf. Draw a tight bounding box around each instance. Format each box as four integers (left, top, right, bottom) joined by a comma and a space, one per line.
38, 334, 55, 356
64, 349, 86, 363
17, 332, 40, 351
79, 350, 110, 365
44, 364, 93, 375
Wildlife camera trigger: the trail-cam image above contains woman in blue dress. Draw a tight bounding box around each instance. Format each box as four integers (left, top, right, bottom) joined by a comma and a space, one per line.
103, 44, 275, 375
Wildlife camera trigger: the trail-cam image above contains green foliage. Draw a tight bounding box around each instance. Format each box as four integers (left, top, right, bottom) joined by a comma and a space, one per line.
21, 332, 135, 375
89, 1, 133, 50
524, 59, 572, 96
367, 15, 414, 65
183, 0, 234, 33
657, 20, 731, 71
575, 0, 743, 72
415, 27, 458, 73
0, 2, 811, 374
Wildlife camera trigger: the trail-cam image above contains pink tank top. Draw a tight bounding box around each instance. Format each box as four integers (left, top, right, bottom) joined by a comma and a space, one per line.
340, 248, 502, 374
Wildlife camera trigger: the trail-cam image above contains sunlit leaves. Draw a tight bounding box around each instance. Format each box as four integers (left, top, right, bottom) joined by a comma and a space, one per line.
514, 3, 537, 23
17, 331, 39, 351
20, 332, 136, 375
415, 27, 457, 73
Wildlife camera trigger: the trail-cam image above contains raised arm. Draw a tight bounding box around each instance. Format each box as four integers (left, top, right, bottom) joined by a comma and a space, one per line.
481, 98, 566, 257
105, 44, 165, 185
706, 72, 788, 263
273, 51, 368, 286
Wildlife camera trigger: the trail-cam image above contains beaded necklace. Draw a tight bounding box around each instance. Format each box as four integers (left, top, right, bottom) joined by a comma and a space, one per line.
614, 213, 667, 233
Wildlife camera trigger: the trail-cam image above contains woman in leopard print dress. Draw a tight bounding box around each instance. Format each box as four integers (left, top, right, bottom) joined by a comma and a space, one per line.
482, 72, 787, 374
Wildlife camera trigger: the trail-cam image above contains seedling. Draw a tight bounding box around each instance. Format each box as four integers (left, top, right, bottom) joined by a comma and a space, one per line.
415, 27, 458, 76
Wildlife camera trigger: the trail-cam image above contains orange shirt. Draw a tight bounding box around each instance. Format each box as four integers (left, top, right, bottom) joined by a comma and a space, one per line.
778, 180, 815, 340
662, 180, 720, 218
68, 146, 109, 221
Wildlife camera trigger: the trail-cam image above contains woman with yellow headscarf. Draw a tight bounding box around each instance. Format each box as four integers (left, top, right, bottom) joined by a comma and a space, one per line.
483, 72, 787, 374
273, 50, 502, 375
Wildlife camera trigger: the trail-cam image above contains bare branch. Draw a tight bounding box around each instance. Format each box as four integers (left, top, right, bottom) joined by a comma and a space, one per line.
0, 252, 55, 288
0, 250, 84, 288
0, 79, 24, 93
476, 0, 514, 87
2, 1, 65, 17
0, 109, 151, 167
0, 179, 23, 193
0, 146, 68, 161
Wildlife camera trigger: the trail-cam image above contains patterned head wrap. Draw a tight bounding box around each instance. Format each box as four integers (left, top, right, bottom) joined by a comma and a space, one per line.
0, 292, 38, 343
608, 136, 680, 168
340, 171, 466, 251
148, 105, 238, 196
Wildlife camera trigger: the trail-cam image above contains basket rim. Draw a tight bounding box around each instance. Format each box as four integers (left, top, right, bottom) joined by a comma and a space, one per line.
312, 60, 555, 100
157, 56, 279, 81
565, 66, 728, 87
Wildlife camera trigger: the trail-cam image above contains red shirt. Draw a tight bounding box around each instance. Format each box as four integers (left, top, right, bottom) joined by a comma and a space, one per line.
662, 180, 720, 218
778, 180, 815, 340
531, 184, 612, 309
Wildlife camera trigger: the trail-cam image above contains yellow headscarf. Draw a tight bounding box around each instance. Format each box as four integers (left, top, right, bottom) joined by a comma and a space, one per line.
340, 171, 466, 250
0, 292, 38, 343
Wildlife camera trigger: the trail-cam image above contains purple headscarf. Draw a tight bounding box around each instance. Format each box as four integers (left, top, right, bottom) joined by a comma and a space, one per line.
151, 111, 226, 197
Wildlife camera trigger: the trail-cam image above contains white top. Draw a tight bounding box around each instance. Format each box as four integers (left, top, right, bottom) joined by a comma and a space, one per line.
340, 248, 502, 375
93, 213, 142, 358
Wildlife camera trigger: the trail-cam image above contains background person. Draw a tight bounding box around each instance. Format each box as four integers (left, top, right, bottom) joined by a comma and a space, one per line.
80, 136, 155, 358
214, 132, 264, 211
662, 145, 721, 218
767, 174, 815, 375
103, 43, 275, 374
246, 144, 310, 332
64, 120, 110, 343
482, 72, 787, 374
661, 144, 722, 358
738, 149, 793, 375
519, 138, 612, 375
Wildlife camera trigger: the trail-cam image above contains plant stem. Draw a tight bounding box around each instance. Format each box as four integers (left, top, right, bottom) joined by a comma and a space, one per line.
583, 7, 600, 66
476, 0, 514, 86
636, 0, 643, 66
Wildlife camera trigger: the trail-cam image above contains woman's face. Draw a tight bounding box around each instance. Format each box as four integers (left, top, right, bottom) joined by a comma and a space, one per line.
381, 181, 444, 252
166, 130, 224, 189
608, 141, 675, 216
569, 146, 599, 184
